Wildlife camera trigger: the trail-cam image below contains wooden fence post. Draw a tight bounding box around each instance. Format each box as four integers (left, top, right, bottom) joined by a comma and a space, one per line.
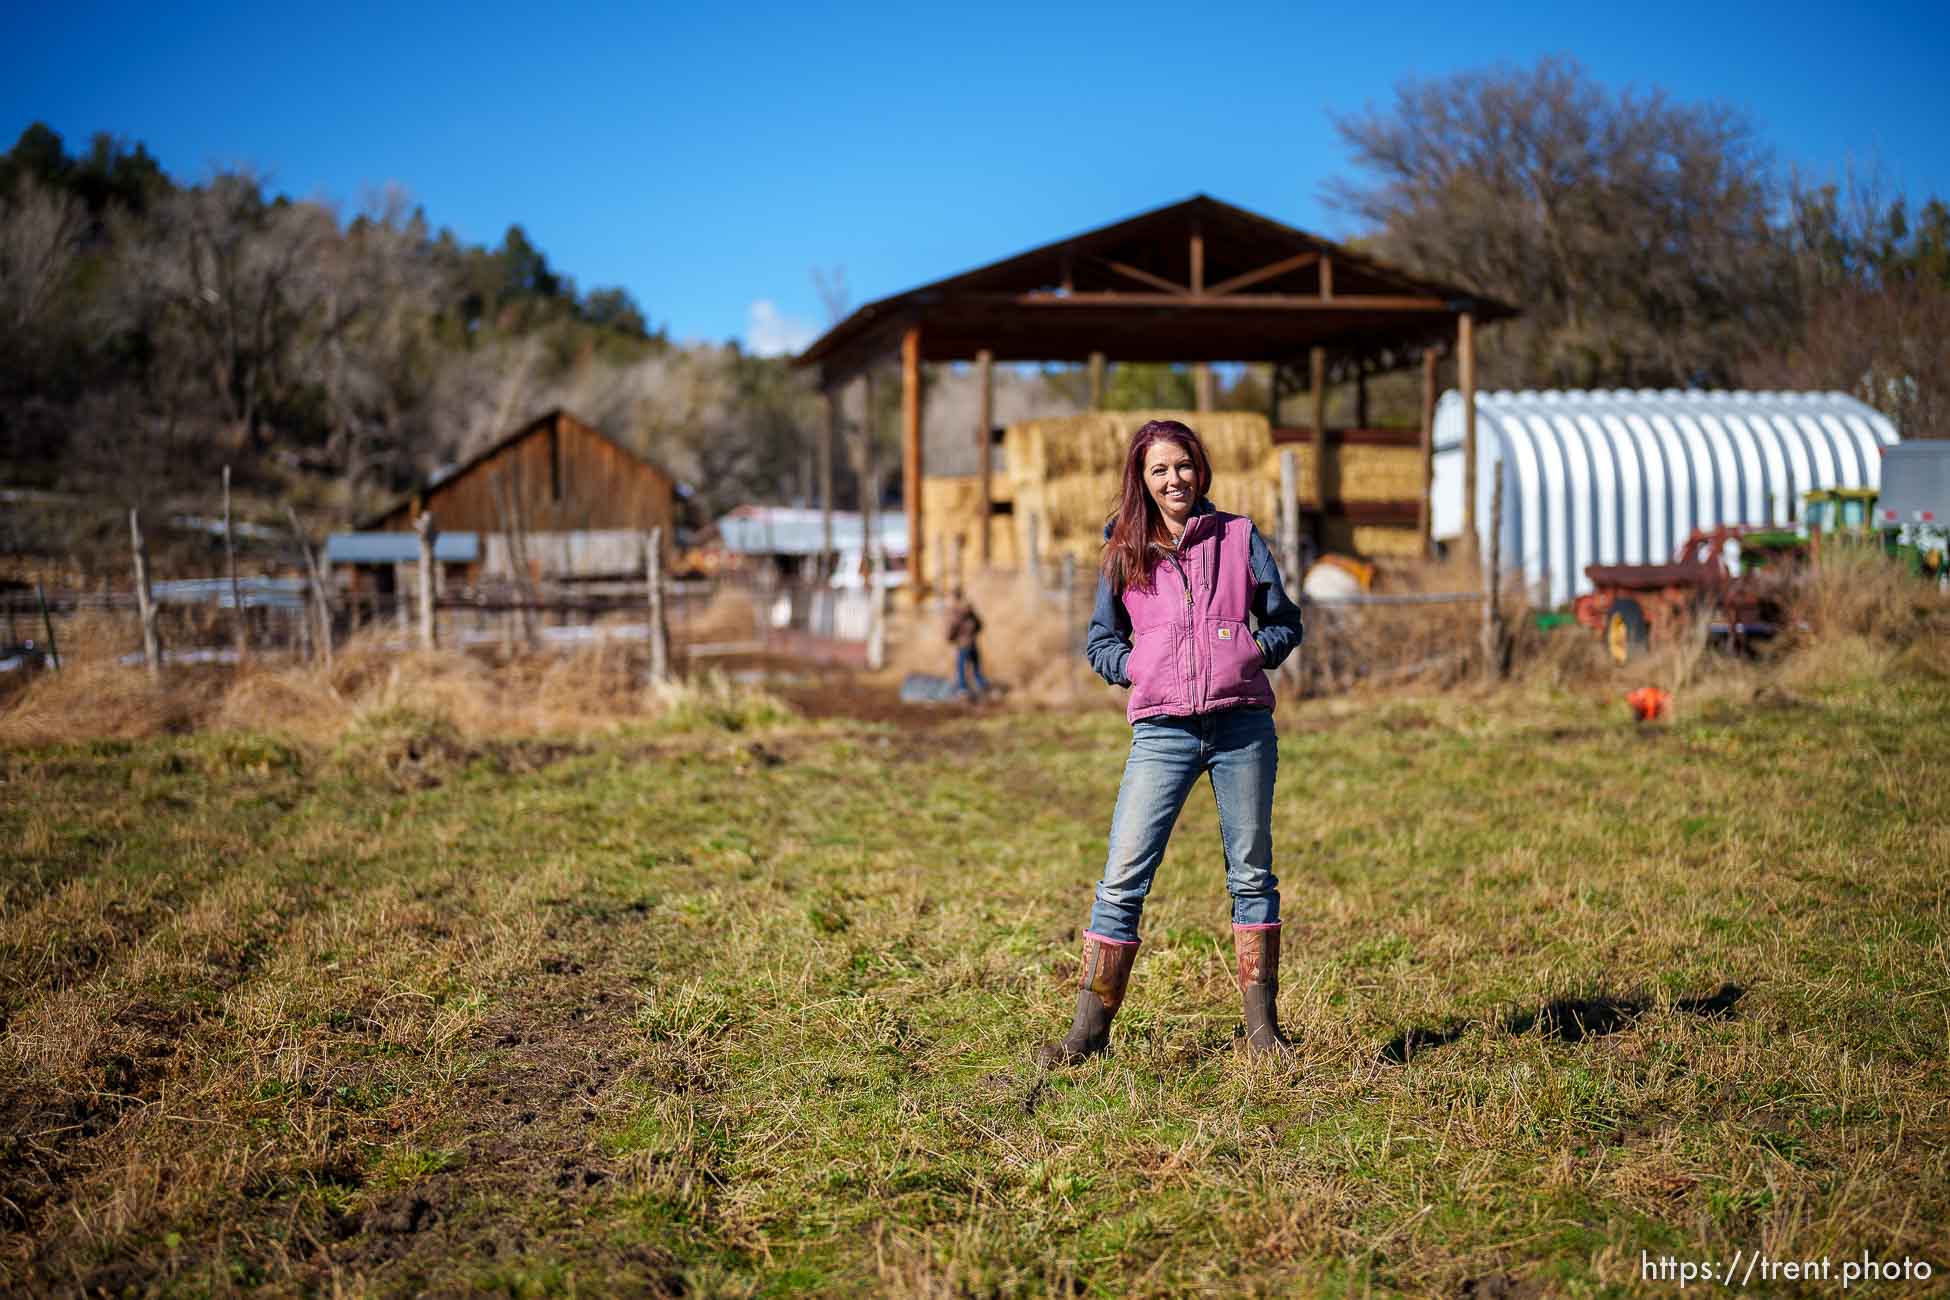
415, 512, 438, 651
129, 508, 161, 681
35, 581, 59, 671
224, 465, 246, 656
645, 527, 670, 684
1481, 465, 1504, 681
1026, 512, 1042, 594
866, 546, 887, 672
285, 506, 334, 673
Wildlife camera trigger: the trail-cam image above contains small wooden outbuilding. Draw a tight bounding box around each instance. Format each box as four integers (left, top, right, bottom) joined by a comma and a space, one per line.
359, 409, 679, 582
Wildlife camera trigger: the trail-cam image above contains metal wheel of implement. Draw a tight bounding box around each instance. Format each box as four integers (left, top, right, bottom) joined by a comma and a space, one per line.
1606, 599, 1649, 665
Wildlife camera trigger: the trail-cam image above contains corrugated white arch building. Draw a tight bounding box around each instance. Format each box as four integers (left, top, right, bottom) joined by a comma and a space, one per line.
1430, 390, 1900, 606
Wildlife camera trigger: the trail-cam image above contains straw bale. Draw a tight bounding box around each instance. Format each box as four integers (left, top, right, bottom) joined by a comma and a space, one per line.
1034, 415, 1128, 477
1259, 446, 1319, 503
1338, 444, 1427, 501
920, 474, 1019, 583
1043, 473, 1123, 542
1007, 410, 1272, 481
1207, 470, 1277, 534
1256, 442, 1423, 504
1353, 524, 1427, 559
1001, 422, 1046, 488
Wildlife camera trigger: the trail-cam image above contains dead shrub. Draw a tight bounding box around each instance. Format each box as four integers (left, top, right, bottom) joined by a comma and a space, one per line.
0, 661, 222, 746
1789, 547, 1949, 648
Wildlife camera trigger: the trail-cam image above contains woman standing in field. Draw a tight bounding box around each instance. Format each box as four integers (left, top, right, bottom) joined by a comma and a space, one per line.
1038, 419, 1306, 1065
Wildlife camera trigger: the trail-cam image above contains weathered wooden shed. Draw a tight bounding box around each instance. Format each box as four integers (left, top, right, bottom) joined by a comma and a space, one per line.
361, 409, 679, 579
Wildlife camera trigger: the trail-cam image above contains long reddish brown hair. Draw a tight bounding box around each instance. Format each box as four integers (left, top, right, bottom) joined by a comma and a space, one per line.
1101, 419, 1212, 594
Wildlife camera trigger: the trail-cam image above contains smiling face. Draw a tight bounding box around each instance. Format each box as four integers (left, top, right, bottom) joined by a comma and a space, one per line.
1142, 439, 1199, 533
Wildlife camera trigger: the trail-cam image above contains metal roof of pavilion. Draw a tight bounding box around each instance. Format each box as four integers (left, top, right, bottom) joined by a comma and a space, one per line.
794, 194, 1516, 386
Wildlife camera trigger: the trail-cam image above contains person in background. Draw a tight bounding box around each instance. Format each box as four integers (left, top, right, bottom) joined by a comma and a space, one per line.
946, 587, 990, 697
1038, 419, 1305, 1066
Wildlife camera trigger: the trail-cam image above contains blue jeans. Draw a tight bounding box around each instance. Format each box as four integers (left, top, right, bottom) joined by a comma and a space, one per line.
1086, 707, 1280, 944
954, 646, 990, 693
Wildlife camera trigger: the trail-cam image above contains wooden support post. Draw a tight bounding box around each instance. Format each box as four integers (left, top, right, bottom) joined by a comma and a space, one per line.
1482, 464, 1503, 681
859, 371, 877, 572
1189, 223, 1210, 413
1420, 347, 1438, 558
1279, 450, 1302, 585
414, 512, 438, 651
35, 581, 59, 671
975, 349, 993, 568
1460, 310, 1478, 560
1354, 368, 1369, 430
1267, 364, 1282, 425
644, 526, 669, 684
129, 508, 160, 681
1308, 347, 1328, 541
820, 390, 837, 576
901, 325, 925, 604
285, 506, 334, 673
948, 533, 964, 594
223, 465, 246, 656
1087, 351, 1106, 411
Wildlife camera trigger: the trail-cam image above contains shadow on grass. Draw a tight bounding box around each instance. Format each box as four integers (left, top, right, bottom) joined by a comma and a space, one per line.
1379, 982, 1745, 1064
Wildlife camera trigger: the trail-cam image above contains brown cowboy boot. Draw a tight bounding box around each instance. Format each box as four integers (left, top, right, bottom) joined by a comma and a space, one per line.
1036, 933, 1139, 1067
1234, 924, 1293, 1056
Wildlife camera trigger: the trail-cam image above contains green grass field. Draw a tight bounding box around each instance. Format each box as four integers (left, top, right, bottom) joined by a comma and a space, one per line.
3, 671, 1948, 1296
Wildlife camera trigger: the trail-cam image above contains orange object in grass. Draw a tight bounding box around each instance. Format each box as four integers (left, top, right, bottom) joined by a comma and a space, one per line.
1627, 686, 1672, 722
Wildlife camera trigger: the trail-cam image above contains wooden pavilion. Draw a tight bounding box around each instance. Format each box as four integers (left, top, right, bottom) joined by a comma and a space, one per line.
794, 194, 1515, 595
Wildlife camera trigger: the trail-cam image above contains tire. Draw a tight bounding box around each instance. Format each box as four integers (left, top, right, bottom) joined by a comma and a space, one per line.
1606, 598, 1649, 665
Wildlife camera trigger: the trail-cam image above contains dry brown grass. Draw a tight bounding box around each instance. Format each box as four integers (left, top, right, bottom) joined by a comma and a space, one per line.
0, 659, 225, 744
1, 621, 796, 749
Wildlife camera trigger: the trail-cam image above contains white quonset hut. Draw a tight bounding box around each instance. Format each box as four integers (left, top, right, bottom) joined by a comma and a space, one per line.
1430, 390, 1900, 606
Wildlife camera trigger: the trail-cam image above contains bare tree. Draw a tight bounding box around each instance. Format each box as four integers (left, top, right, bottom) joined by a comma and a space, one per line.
1330, 56, 1792, 388
0, 177, 84, 336
130, 171, 339, 448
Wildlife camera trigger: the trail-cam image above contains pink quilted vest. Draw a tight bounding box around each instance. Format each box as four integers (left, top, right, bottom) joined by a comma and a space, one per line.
1119, 511, 1276, 723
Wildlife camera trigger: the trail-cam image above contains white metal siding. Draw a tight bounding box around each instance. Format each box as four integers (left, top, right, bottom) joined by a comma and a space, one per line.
1431, 390, 1900, 607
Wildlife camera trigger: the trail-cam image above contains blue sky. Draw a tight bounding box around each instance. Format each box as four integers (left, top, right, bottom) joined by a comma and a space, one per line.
6, 1, 1947, 354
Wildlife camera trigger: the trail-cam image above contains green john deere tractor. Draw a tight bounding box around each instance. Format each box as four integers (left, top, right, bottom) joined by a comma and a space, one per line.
1804, 486, 1948, 580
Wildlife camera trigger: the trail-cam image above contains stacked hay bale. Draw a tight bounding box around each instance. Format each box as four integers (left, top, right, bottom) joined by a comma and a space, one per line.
1005, 411, 1276, 567
1256, 439, 1427, 558
1338, 442, 1426, 557
920, 474, 1018, 583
